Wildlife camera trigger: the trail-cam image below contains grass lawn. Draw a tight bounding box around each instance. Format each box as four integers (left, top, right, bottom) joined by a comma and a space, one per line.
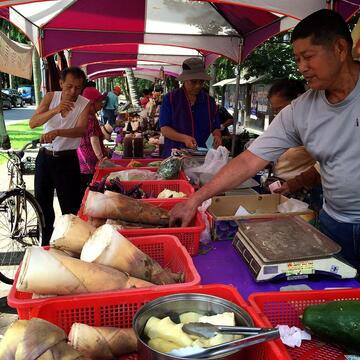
0, 121, 43, 165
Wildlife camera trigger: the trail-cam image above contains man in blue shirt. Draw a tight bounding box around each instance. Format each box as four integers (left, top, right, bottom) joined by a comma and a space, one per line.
102, 85, 121, 127
159, 58, 222, 157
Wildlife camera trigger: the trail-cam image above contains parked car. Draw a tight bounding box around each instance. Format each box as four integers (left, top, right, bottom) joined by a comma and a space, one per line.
1, 93, 12, 110
18, 85, 35, 105
2, 88, 24, 107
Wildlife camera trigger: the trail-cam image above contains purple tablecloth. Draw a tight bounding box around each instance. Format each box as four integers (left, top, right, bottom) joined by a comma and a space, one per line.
193, 240, 360, 300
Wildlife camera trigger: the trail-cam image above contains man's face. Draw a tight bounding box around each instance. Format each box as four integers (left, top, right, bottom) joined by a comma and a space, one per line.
60, 74, 84, 102
184, 79, 205, 97
293, 37, 342, 90
269, 94, 290, 115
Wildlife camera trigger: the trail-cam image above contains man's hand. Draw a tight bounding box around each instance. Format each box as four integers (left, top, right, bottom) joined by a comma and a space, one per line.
213, 134, 222, 148
273, 182, 290, 195
55, 100, 75, 114
169, 199, 197, 227
41, 130, 59, 144
182, 135, 197, 149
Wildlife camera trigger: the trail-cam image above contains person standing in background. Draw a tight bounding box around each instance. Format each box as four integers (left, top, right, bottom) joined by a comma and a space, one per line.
77, 87, 109, 198
102, 85, 121, 127
29, 67, 90, 244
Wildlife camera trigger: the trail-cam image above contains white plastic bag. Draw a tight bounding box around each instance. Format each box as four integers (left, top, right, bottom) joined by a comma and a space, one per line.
185, 146, 229, 185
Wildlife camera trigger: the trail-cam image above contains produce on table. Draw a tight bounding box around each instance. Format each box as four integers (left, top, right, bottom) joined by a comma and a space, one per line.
144, 142, 157, 155
69, 323, 137, 359
87, 216, 106, 228
106, 219, 164, 228
144, 312, 240, 354
302, 300, 360, 354
108, 169, 158, 181
148, 160, 162, 167
0, 318, 82, 359
127, 160, 143, 168
157, 156, 182, 179
84, 190, 169, 226
81, 224, 183, 284
17, 246, 154, 296
98, 159, 120, 168
157, 189, 187, 199
50, 214, 95, 254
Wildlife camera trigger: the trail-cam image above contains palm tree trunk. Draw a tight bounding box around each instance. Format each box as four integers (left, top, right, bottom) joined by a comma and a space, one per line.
0, 75, 11, 149
124, 68, 140, 108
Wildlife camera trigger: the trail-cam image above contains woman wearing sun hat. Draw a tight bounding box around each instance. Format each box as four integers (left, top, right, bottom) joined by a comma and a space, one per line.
77, 86, 109, 197
159, 58, 222, 157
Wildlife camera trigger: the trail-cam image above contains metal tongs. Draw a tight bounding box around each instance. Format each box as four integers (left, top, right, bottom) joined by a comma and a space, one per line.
180, 322, 279, 358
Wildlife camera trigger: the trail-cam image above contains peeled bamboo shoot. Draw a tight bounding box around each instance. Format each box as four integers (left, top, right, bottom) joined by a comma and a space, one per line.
84, 190, 169, 225
50, 214, 95, 254
17, 247, 153, 295
69, 323, 137, 359
81, 225, 182, 284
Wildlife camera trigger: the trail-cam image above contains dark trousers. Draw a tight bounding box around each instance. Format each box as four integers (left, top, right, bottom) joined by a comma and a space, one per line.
320, 209, 360, 270
80, 173, 93, 201
34, 149, 81, 245
102, 109, 116, 127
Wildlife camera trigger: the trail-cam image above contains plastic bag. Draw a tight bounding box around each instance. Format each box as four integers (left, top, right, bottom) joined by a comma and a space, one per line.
107, 169, 158, 181
185, 146, 229, 185
198, 199, 212, 245
157, 155, 182, 179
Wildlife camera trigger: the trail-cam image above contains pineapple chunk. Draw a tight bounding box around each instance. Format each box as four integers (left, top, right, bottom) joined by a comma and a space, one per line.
198, 312, 235, 326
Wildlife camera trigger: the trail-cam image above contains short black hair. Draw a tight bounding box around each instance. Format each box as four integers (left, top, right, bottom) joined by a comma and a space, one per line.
143, 88, 151, 96
291, 9, 353, 49
154, 85, 163, 93
60, 67, 87, 84
268, 79, 306, 101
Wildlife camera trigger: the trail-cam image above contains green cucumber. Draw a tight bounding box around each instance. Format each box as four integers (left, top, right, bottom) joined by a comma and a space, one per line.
302, 300, 360, 354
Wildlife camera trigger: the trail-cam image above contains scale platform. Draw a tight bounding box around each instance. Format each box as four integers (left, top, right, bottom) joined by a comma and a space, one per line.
232, 217, 357, 282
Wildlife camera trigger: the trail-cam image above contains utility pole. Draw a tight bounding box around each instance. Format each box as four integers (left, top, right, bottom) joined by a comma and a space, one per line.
32, 48, 42, 107
0, 75, 11, 149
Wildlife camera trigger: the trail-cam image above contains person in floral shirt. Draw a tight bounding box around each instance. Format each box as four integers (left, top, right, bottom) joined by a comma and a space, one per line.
77, 87, 108, 197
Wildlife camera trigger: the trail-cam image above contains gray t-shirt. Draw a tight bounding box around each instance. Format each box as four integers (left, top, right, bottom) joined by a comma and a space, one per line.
249, 74, 360, 223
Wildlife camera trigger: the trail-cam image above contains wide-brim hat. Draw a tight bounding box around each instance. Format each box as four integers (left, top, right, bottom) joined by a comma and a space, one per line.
177, 58, 211, 82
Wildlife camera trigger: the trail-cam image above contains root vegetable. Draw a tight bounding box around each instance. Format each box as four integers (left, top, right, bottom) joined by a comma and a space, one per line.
69, 323, 137, 359
148, 338, 180, 353
144, 317, 193, 348
50, 214, 95, 254
84, 190, 169, 225
81, 225, 182, 285
17, 247, 153, 296
0, 318, 82, 360
88, 216, 106, 228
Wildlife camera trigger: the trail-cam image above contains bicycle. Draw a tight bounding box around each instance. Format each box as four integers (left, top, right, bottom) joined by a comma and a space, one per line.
0, 140, 45, 284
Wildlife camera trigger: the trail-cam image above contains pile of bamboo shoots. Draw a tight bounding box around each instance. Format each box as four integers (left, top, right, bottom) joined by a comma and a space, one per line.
84, 190, 170, 228
0, 318, 137, 359
16, 215, 183, 296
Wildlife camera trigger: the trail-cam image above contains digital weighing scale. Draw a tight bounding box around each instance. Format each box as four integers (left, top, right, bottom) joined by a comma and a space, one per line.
232, 217, 357, 282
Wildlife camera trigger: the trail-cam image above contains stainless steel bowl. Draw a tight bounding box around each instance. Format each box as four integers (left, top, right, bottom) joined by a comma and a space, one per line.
133, 293, 254, 360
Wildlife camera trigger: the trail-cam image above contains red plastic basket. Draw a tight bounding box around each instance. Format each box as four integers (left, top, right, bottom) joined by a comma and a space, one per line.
9, 284, 280, 360
78, 197, 205, 256
249, 289, 360, 360
89, 179, 194, 198
8, 235, 200, 320
92, 167, 188, 182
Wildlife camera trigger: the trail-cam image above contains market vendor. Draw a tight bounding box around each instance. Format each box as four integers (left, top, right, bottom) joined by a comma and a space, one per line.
170, 9, 360, 270
159, 58, 222, 157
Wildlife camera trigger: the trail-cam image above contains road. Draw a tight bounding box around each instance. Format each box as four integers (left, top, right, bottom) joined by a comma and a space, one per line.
3, 105, 36, 125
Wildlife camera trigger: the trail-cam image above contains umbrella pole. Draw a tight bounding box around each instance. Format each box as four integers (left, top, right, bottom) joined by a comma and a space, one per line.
231, 40, 243, 157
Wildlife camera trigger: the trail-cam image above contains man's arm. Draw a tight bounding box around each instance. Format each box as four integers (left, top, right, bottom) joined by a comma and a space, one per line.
29, 92, 74, 129
169, 150, 269, 226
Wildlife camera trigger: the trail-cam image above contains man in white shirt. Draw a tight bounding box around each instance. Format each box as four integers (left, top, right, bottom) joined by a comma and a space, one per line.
30, 67, 90, 244
170, 9, 360, 269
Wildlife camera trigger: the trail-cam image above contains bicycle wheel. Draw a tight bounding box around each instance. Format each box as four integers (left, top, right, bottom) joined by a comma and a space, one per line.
0, 189, 44, 285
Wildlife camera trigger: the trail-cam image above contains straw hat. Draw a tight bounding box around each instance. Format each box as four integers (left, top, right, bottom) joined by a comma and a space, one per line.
177, 58, 211, 82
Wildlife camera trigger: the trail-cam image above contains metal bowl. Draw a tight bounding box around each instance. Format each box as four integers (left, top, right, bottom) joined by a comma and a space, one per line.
133, 293, 254, 360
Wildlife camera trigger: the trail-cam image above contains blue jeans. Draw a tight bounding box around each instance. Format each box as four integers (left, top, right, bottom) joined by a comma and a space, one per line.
319, 210, 360, 270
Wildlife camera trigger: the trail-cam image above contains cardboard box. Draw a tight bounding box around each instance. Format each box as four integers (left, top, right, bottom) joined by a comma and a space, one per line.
208, 194, 313, 241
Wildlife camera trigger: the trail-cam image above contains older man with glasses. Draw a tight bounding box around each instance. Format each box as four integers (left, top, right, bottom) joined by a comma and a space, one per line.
159, 58, 222, 157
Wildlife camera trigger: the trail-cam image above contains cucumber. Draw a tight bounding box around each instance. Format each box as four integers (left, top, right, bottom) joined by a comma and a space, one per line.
302, 300, 360, 354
